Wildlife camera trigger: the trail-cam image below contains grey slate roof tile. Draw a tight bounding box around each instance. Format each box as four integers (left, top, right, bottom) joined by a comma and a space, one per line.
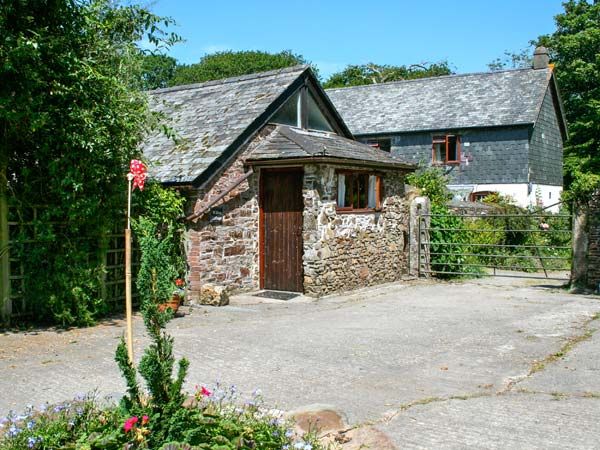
325, 68, 554, 135
247, 125, 414, 169
141, 65, 309, 184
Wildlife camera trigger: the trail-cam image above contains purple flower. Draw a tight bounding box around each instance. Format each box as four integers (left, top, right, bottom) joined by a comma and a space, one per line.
27, 436, 41, 448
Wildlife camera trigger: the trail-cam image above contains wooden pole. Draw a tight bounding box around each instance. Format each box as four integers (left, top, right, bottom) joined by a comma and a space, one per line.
0, 164, 10, 322
125, 176, 134, 363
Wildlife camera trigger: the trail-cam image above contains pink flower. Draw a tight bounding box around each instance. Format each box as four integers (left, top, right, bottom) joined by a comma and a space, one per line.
123, 416, 138, 433
141, 415, 149, 426
201, 386, 212, 397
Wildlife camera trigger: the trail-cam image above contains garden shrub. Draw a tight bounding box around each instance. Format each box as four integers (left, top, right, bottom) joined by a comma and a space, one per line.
0, 388, 320, 449
428, 204, 472, 277
1, 0, 179, 326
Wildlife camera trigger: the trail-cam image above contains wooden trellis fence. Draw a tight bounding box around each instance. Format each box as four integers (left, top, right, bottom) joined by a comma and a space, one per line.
0, 203, 138, 322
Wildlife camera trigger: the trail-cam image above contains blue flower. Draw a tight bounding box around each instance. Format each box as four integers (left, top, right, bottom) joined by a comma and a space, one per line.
8, 425, 21, 437
27, 436, 41, 448
26, 420, 35, 430
285, 429, 294, 438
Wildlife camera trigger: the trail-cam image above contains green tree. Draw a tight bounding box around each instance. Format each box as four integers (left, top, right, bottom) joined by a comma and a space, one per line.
488, 48, 533, 71
537, 0, 600, 200
323, 61, 452, 89
0, 0, 177, 325
141, 53, 178, 90
169, 50, 311, 86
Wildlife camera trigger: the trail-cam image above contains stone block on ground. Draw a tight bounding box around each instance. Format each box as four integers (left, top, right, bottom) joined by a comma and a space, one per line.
198, 284, 229, 306
287, 405, 397, 449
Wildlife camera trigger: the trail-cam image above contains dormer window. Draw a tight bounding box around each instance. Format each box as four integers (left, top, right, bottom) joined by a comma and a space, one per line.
307, 91, 333, 132
271, 87, 334, 132
271, 90, 302, 127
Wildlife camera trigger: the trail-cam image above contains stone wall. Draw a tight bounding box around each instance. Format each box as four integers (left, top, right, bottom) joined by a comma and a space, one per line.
571, 189, 600, 292
184, 145, 261, 305
302, 164, 410, 296
183, 133, 413, 302
588, 191, 600, 290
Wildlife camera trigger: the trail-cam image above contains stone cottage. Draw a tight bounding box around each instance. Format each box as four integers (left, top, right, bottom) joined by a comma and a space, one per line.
141, 66, 415, 302
326, 47, 568, 211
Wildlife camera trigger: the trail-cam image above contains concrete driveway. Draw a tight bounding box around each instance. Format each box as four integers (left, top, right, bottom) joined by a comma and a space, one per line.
1, 277, 599, 449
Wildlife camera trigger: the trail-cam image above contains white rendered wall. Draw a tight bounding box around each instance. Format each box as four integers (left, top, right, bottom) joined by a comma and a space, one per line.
447, 183, 563, 212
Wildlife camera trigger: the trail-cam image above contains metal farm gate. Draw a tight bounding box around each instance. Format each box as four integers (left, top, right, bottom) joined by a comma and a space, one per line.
417, 203, 572, 281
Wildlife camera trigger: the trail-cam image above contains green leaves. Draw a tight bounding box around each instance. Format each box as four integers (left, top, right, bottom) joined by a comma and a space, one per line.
322, 61, 452, 89
537, 0, 600, 201
168, 50, 310, 87
2, 0, 178, 325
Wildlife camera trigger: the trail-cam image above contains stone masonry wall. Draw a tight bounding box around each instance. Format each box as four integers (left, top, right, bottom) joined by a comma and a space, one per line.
586, 190, 600, 290
184, 140, 264, 304
302, 164, 410, 296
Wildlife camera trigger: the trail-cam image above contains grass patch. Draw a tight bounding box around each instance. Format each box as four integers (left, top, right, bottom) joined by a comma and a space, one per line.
529, 329, 594, 375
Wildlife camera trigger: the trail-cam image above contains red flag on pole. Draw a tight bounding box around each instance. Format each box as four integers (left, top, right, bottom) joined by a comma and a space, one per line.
129, 159, 147, 191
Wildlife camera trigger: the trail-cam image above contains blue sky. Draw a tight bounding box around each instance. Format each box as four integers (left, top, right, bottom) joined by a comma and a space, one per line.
148, 0, 564, 79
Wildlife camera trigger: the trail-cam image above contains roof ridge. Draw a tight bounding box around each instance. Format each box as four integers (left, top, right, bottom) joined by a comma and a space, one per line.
325, 67, 547, 92
149, 64, 310, 95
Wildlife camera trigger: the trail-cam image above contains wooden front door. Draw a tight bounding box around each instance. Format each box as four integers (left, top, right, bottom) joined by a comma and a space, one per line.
260, 168, 304, 292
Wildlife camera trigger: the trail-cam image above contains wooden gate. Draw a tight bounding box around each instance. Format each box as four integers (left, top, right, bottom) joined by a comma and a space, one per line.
260, 168, 304, 292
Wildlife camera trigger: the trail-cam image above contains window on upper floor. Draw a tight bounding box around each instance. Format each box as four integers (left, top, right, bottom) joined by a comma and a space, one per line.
432, 135, 460, 164
336, 171, 383, 212
307, 91, 333, 132
362, 137, 392, 152
271, 90, 302, 128
271, 87, 336, 132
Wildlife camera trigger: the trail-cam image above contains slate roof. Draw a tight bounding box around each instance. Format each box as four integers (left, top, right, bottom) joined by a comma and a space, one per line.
326, 68, 560, 135
246, 125, 414, 169
141, 65, 309, 184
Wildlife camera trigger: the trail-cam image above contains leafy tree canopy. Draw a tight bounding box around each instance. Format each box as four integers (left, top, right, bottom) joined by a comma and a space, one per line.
0, 0, 178, 325
168, 50, 311, 86
140, 53, 178, 90
322, 61, 452, 89
537, 0, 600, 200
488, 48, 533, 71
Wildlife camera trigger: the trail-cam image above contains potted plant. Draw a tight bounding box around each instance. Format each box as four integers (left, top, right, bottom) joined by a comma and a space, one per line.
157, 278, 185, 313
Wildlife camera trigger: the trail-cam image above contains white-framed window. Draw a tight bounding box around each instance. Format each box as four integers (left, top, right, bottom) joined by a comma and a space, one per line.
337, 171, 382, 212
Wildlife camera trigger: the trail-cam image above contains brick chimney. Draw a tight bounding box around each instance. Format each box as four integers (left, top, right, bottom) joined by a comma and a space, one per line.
533, 46, 550, 69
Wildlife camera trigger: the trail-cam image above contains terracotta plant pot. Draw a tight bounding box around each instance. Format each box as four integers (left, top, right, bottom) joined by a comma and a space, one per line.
158, 294, 182, 313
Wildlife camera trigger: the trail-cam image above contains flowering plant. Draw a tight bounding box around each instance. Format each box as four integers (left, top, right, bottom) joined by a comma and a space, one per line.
173, 277, 186, 297
123, 415, 150, 447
